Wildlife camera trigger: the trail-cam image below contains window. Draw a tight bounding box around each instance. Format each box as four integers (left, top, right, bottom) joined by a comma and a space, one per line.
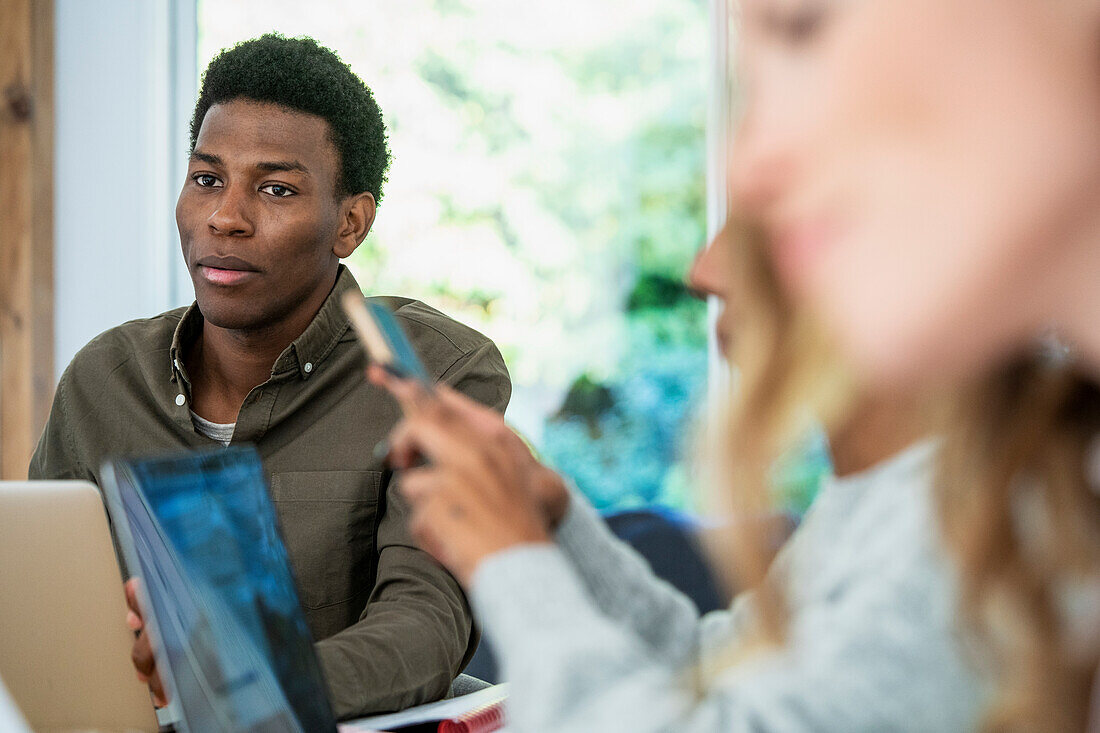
198, 0, 710, 512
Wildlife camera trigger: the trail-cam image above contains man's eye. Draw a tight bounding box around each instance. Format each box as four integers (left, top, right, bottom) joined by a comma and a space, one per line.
193, 173, 221, 187
260, 184, 295, 198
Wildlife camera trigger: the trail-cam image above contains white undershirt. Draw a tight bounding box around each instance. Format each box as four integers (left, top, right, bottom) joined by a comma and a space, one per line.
189, 410, 235, 447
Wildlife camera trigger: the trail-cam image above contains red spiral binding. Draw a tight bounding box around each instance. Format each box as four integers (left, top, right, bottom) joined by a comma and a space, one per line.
437, 700, 506, 733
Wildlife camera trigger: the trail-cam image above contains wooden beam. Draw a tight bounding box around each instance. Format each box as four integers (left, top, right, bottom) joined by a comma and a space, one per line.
0, 0, 54, 479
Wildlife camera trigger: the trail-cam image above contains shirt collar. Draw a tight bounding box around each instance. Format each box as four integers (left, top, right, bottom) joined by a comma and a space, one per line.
273, 265, 360, 379
169, 303, 203, 395
168, 264, 360, 387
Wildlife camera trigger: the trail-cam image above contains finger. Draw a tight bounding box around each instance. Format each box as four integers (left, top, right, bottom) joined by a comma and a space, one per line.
384, 419, 427, 470
425, 385, 534, 460
398, 467, 446, 504
431, 384, 507, 430
380, 396, 466, 464
429, 397, 527, 482
368, 365, 477, 420
149, 669, 168, 708
124, 578, 143, 618
383, 383, 530, 497
411, 389, 534, 475
408, 509, 447, 563
366, 363, 393, 389
408, 491, 473, 563
398, 467, 498, 524
385, 417, 431, 468
396, 423, 546, 544
367, 365, 434, 415
131, 630, 156, 677
394, 414, 511, 495
372, 369, 499, 435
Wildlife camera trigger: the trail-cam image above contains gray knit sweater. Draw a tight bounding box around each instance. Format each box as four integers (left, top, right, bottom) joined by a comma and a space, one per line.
470, 442, 988, 732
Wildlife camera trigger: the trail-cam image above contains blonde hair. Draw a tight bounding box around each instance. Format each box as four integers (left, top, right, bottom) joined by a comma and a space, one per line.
711, 226, 1100, 730
701, 218, 853, 664
936, 355, 1100, 732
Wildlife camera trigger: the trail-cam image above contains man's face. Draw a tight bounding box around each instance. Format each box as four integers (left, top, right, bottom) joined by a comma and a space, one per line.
176, 99, 348, 331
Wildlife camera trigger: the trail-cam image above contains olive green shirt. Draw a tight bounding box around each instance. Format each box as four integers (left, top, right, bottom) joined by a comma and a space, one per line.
29, 266, 511, 719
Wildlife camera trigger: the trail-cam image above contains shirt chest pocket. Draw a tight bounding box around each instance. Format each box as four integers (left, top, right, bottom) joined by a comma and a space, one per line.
270, 470, 382, 611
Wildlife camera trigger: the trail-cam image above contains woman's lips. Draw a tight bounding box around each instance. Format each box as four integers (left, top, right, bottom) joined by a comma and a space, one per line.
198, 264, 258, 286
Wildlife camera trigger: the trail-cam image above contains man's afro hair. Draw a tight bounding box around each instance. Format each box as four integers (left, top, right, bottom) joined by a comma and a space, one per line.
190, 33, 391, 202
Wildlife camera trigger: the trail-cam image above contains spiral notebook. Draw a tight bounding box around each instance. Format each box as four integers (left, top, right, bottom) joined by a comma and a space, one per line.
339, 684, 507, 733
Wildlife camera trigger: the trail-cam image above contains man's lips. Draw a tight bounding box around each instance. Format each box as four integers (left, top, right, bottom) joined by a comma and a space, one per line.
198, 265, 258, 286
194, 255, 260, 287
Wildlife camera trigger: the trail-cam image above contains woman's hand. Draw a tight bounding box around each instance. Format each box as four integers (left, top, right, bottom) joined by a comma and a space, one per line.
370, 366, 567, 586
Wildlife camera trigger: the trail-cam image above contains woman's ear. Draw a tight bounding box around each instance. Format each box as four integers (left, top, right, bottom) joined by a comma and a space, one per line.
334, 192, 377, 259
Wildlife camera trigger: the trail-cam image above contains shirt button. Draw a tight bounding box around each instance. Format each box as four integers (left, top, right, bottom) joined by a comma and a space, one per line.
175, 394, 186, 406
303, 362, 313, 374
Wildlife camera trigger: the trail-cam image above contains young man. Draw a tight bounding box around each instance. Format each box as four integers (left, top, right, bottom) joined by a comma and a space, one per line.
29, 35, 510, 719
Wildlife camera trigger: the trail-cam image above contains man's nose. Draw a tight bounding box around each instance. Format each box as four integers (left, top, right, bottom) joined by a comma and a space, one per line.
207, 185, 254, 237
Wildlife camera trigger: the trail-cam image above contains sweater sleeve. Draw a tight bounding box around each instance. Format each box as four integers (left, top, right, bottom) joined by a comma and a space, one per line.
471, 542, 983, 733
553, 494, 733, 666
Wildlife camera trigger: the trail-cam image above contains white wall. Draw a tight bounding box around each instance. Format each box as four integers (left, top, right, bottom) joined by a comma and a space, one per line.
54, 0, 197, 381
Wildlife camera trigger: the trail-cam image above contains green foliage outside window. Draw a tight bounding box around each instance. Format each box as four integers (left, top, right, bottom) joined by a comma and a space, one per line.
199, 0, 829, 515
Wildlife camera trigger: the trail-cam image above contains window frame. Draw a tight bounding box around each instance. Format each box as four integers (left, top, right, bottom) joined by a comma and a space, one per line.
52, 0, 197, 381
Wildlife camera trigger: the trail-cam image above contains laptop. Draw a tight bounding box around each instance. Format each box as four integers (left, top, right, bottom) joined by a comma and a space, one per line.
101, 447, 337, 733
0, 480, 159, 732
101, 446, 512, 733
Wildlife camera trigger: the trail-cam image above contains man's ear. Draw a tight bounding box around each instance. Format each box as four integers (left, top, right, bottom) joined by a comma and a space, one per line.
333, 192, 377, 259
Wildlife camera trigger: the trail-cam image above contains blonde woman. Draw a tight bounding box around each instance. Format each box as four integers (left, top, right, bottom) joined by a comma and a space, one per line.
371, 218, 984, 731
723, 1, 1100, 730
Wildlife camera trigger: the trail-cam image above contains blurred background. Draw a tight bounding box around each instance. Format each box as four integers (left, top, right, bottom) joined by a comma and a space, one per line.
31, 0, 827, 514
200, 0, 711, 513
